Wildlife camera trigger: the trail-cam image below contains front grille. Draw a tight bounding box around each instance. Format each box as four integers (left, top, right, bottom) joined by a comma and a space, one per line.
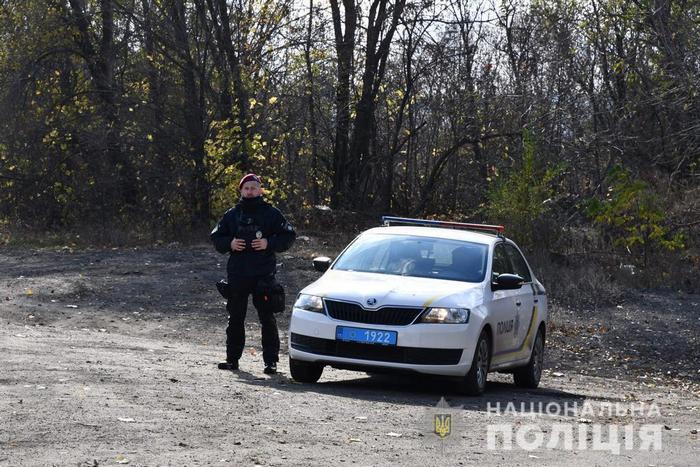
291, 333, 463, 365
324, 299, 424, 325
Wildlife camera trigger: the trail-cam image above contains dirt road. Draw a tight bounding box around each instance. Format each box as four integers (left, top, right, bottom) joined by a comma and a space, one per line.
1, 242, 699, 466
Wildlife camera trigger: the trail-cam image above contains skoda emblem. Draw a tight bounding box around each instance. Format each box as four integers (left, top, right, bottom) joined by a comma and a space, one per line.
366, 298, 377, 307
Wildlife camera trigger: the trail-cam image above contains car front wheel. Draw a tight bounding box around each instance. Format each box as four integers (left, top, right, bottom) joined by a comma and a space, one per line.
289, 357, 324, 383
513, 328, 545, 389
458, 330, 491, 396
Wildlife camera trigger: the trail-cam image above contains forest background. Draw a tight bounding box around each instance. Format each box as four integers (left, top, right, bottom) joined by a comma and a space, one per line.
0, 0, 698, 304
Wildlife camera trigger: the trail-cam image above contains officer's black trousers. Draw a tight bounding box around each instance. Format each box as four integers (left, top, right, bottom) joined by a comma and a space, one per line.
225, 275, 280, 366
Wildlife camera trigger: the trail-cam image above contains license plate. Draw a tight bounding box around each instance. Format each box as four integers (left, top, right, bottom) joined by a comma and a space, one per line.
335, 326, 397, 346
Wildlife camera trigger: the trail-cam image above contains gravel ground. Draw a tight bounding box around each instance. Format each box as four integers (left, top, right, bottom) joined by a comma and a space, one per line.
1, 239, 699, 466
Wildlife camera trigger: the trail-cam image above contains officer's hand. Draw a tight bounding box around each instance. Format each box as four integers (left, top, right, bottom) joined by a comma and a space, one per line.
251, 238, 268, 251
231, 238, 246, 251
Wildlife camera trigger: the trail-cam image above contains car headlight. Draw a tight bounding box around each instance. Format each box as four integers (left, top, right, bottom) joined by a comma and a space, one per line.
294, 294, 325, 313
420, 307, 470, 324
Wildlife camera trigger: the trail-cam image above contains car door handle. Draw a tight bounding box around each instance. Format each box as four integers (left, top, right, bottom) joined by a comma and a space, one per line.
515, 301, 522, 307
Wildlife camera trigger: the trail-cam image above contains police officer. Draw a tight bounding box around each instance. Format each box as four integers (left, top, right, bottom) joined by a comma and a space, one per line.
211, 173, 296, 374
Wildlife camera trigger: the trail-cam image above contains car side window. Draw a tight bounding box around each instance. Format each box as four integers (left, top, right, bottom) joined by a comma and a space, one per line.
505, 244, 532, 282
491, 243, 513, 279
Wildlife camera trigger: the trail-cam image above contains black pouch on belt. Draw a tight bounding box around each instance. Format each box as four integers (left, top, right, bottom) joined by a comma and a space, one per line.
253, 276, 285, 313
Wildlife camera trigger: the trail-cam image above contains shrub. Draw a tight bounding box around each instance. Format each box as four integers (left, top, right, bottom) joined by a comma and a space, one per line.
585, 166, 684, 268
486, 129, 563, 248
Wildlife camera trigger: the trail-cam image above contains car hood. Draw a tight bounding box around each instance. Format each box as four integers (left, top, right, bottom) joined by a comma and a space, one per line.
300, 269, 484, 309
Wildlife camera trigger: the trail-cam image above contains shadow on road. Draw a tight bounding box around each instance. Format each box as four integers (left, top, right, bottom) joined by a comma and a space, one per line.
231, 370, 588, 413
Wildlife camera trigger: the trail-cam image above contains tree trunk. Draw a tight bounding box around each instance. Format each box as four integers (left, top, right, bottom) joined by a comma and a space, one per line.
348, 0, 405, 208
329, 0, 356, 208
67, 0, 136, 211
305, 0, 320, 205
171, 0, 209, 225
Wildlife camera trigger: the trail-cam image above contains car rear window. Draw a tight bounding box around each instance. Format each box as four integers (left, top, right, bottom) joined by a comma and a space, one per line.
333, 234, 489, 283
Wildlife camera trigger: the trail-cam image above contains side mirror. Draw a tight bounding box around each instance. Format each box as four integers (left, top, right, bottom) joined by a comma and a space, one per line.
492, 273, 524, 290
312, 256, 332, 272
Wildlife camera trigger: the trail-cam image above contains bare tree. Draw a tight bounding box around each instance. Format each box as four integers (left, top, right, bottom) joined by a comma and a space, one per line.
329, 0, 356, 208
63, 0, 137, 209
347, 0, 405, 207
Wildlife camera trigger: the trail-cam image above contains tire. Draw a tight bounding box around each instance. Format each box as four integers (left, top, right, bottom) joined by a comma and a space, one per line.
289, 357, 323, 383
458, 330, 491, 396
513, 328, 545, 389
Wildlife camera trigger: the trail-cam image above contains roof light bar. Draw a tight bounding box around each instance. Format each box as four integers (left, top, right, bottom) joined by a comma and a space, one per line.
381, 216, 505, 235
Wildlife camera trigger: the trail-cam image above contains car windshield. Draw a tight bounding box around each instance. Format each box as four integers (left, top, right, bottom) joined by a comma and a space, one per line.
333, 233, 489, 282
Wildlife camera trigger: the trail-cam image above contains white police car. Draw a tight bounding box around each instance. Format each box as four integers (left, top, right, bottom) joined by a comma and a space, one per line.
288, 217, 548, 395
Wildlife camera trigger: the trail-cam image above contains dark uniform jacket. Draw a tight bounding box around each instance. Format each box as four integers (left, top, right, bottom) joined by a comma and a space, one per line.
211, 196, 296, 277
